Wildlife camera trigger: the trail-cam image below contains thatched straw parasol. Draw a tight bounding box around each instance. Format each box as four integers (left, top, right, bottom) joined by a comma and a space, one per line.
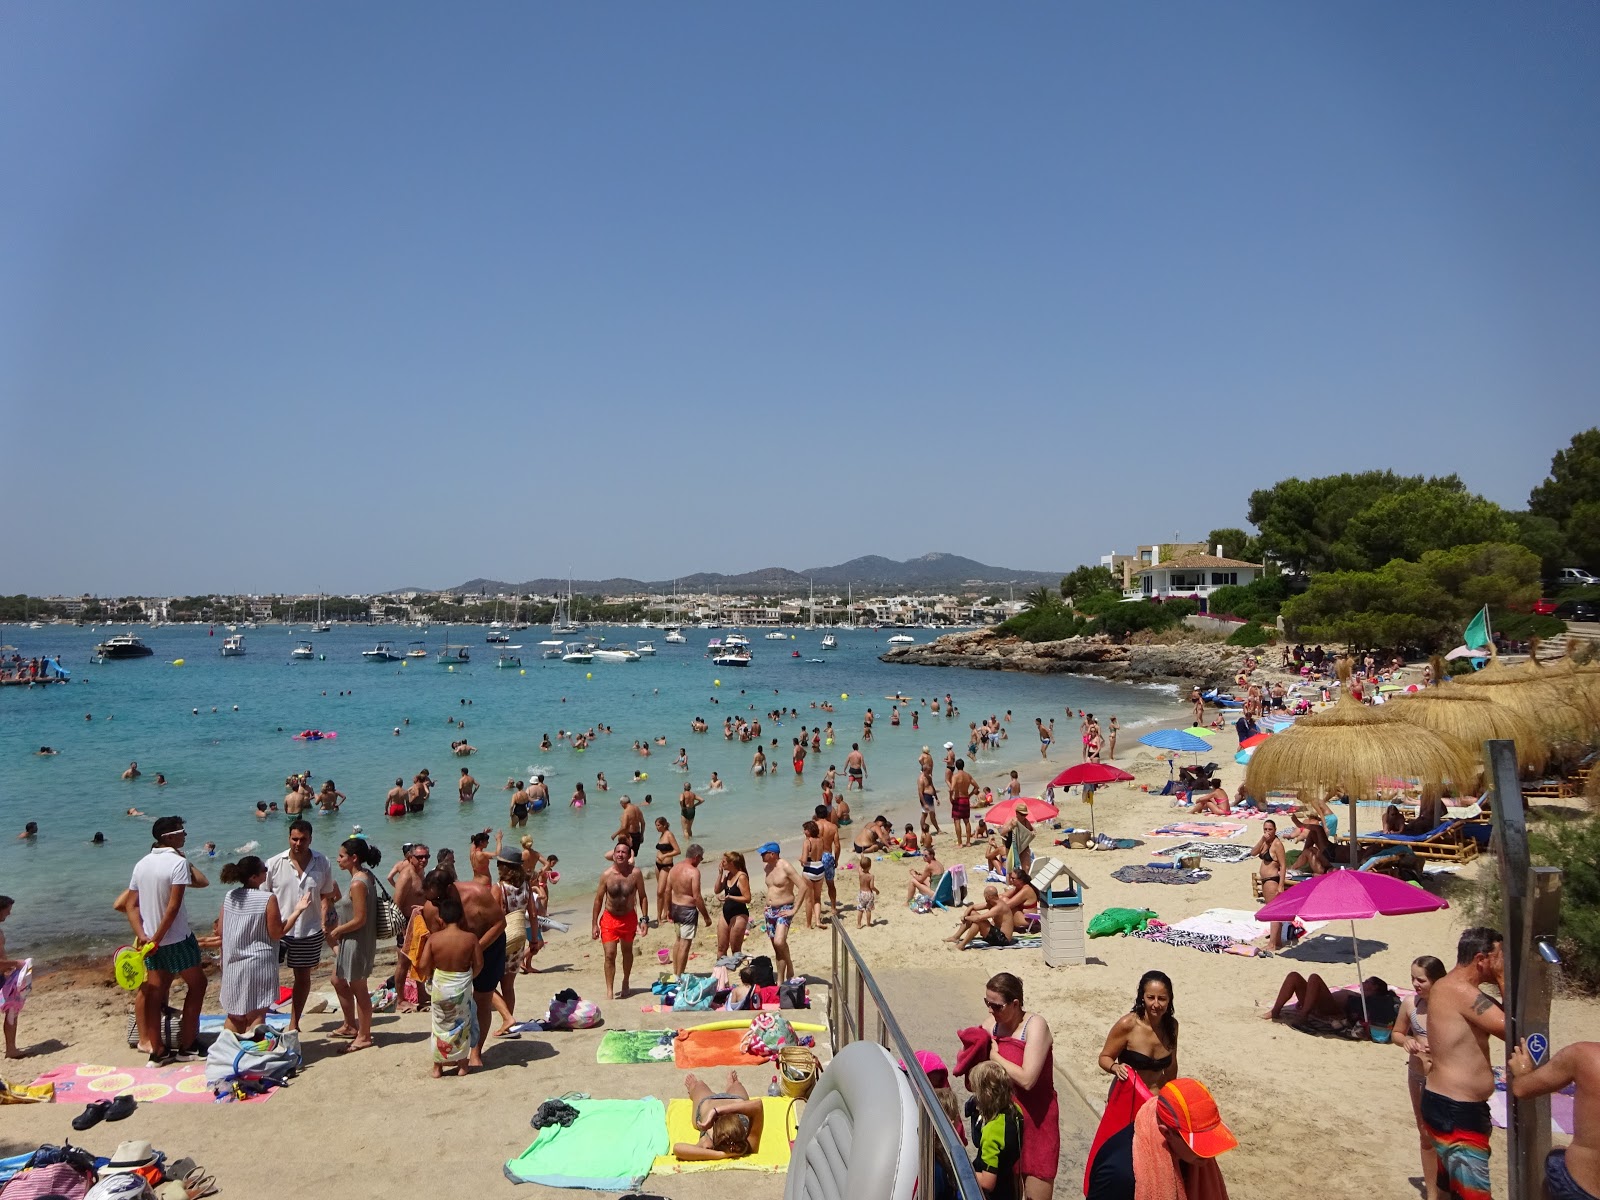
1446, 642, 1598, 757
1246, 661, 1478, 858
1380, 657, 1551, 775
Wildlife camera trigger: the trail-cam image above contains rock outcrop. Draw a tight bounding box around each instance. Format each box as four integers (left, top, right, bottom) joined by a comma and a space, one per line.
880, 629, 1242, 688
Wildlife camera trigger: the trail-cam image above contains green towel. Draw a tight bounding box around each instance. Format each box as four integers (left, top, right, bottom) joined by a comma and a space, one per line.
596, 1029, 677, 1064
505, 1097, 668, 1189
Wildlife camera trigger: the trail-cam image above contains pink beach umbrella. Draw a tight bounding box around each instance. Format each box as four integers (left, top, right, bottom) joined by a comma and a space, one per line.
983, 797, 1059, 826
1257, 869, 1448, 1024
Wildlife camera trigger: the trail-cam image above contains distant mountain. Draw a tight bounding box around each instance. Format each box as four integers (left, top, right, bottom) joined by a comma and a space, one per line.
444, 553, 1062, 597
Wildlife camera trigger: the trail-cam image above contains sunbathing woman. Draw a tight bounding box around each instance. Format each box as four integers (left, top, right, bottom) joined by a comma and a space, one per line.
1250, 819, 1288, 949
1265, 971, 1399, 1032
1191, 785, 1232, 816
674, 1071, 765, 1161
1289, 814, 1334, 875
1097, 969, 1179, 1091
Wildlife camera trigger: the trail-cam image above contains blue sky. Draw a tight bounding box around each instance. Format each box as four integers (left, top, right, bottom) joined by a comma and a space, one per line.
4, 4, 1596, 595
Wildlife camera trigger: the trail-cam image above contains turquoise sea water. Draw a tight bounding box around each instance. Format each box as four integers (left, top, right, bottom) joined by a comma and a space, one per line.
0, 623, 1177, 955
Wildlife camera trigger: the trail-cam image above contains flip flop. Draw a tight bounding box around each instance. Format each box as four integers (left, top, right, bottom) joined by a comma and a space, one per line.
70, 1100, 111, 1130
106, 1093, 138, 1121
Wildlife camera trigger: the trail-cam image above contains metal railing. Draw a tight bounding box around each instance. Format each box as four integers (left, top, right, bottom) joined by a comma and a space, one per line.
829, 919, 983, 1200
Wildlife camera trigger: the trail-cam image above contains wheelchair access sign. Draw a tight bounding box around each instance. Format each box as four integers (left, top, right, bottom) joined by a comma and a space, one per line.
1526, 1031, 1549, 1067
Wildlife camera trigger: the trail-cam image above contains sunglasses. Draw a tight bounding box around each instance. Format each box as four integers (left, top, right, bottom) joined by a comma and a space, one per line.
983, 998, 1010, 1012
411, 852, 430, 860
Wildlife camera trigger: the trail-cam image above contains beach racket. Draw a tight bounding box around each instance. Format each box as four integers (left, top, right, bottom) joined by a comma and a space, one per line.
113, 945, 151, 991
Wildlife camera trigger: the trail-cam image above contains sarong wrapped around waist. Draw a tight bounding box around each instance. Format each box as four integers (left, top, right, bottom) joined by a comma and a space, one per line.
431, 968, 477, 1063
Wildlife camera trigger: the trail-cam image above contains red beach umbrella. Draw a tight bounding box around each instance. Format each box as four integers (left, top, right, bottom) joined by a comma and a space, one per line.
983, 797, 1058, 826
1047, 763, 1136, 789
1238, 732, 1272, 750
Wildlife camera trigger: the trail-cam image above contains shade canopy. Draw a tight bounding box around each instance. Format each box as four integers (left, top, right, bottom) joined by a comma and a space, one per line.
1238, 733, 1272, 749
1139, 729, 1214, 753
1384, 687, 1548, 775
1048, 763, 1136, 789
1256, 868, 1448, 923
983, 797, 1058, 825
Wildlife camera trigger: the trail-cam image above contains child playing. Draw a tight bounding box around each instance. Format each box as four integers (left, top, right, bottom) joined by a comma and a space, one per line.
967, 1060, 1023, 1200
855, 856, 877, 928
674, 1070, 765, 1161
901, 825, 920, 854
417, 892, 482, 1078
0, 897, 30, 1059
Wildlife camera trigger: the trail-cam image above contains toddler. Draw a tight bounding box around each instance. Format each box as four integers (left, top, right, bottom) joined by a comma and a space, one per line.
855, 856, 876, 928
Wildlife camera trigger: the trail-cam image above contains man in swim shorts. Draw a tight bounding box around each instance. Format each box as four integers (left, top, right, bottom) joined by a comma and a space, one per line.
757, 842, 802, 982
591, 842, 649, 999
666, 844, 711, 977
613, 795, 645, 858
1422, 927, 1505, 1200
845, 744, 866, 791
812, 804, 841, 917
391, 842, 430, 1011
1510, 1038, 1600, 1200
918, 758, 942, 836
949, 758, 977, 848
265, 819, 339, 1034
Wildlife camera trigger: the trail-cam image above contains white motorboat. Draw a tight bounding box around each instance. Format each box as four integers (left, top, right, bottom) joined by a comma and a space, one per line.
405, 641, 428, 659
562, 643, 594, 663
539, 638, 566, 659
725, 633, 751, 648
593, 646, 641, 662
290, 640, 315, 660
712, 649, 752, 667
486, 629, 510, 644
764, 631, 789, 640
821, 634, 837, 650
887, 633, 916, 644
220, 634, 246, 656
635, 641, 657, 656
664, 628, 687, 644
363, 641, 402, 662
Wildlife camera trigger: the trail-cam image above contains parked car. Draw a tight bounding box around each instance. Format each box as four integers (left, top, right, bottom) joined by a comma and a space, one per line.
1555, 600, 1598, 622
1559, 567, 1598, 587
1532, 598, 1559, 615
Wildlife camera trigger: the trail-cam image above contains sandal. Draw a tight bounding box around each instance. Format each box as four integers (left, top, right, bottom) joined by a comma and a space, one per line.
71, 1099, 111, 1130
106, 1093, 138, 1121
184, 1167, 219, 1199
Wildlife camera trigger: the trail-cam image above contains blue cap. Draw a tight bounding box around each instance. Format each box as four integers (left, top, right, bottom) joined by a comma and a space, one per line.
757, 841, 781, 856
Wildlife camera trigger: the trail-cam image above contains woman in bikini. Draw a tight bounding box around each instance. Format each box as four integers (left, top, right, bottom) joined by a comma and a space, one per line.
799, 820, 825, 929
1097, 969, 1179, 1091
1251, 819, 1289, 948
713, 850, 752, 956
1396, 955, 1448, 1200
673, 1071, 765, 1161
652, 817, 681, 921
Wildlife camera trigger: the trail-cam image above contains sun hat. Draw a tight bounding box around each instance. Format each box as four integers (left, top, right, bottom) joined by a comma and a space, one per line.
1014, 801, 1029, 816
1156, 1078, 1238, 1158
898, 1049, 949, 1089
757, 841, 781, 856
100, 1140, 158, 1174
496, 848, 523, 866
943, 742, 954, 749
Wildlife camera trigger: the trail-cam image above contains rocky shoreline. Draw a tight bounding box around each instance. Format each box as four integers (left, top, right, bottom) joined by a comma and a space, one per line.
880, 628, 1244, 688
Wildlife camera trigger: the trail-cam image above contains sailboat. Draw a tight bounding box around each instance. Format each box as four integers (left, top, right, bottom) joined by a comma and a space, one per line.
437, 628, 470, 665
551, 575, 580, 635
314, 593, 331, 633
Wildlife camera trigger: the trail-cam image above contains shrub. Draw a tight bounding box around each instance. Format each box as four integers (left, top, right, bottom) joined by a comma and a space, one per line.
1091, 600, 1189, 642
996, 605, 1087, 643
1226, 622, 1274, 647
1530, 818, 1600, 990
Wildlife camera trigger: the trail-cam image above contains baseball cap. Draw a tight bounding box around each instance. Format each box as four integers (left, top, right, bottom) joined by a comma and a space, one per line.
757, 841, 781, 856
898, 1049, 949, 1089
1156, 1078, 1237, 1158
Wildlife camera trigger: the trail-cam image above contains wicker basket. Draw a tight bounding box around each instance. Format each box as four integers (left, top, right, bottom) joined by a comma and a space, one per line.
778, 1045, 819, 1100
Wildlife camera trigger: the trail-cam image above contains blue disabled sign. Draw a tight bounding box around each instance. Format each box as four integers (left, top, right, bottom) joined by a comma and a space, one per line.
1526, 1032, 1549, 1066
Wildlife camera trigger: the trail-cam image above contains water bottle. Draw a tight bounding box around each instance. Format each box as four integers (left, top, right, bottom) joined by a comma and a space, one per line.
767, 1074, 781, 1096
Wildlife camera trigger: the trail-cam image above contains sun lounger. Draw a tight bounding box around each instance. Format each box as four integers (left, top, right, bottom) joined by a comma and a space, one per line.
1348, 820, 1479, 863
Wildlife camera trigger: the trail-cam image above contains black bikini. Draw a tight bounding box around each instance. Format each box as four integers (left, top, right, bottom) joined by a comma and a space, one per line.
655, 840, 674, 870
1117, 1046, 1173, 1073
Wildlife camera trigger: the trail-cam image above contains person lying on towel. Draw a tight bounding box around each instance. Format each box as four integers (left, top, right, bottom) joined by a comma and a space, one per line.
674, 1070, 766, 1161
1264, 972, 1400, 1034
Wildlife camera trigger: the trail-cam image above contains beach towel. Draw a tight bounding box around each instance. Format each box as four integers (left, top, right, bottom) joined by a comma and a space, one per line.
0, 960, 32, 1015
402, 911, 428, 981
650, 1096, 794, 1175
1147, 821, 1247, 840
431, 968, 477, 1064
1152, 841, 1255, 865
1084, 1072, 1153, 1196
1131, 921, 1240, 955
674, 1026, 767, 1069
29, 1062, 271, 1104
505, 1097, 669, 1189
597, 1029, 677, 1065
930, 866, 968, 908
1489, 1069, 1576, 1135
968, 932, 1041, 951
1111, 865, 1211, 885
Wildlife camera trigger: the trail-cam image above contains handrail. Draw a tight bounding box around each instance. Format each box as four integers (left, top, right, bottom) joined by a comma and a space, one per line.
830, 919, 983, 1200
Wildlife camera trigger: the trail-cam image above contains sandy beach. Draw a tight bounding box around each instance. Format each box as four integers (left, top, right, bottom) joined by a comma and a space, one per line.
3, 659, 1593, 1200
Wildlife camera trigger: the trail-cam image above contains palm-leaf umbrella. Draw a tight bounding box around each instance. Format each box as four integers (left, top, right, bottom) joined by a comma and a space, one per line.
1447, 643, 1598, 755
1385, 681, 1549, 776
1245, 662, 1477, 860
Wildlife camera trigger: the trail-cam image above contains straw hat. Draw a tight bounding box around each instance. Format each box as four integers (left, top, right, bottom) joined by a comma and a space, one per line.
100, 1140, 158, 1175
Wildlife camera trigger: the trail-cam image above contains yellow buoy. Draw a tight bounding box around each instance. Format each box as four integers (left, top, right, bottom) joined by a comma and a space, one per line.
714, 679, 721, 687
171, 659, 184, 666
520, 669, 526, 675
447, 665, 454, 671
841, 693, 848, 700
586, 672, 592, 680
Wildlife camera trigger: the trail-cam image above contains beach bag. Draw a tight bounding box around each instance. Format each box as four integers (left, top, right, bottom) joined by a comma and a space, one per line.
672, 974, 717, 1012
370, 875, 401, 940
204, 1026, 301, 1089
777, 979, 809, 1009
777, 1045, 819, 1100
739, 1012, 798, 1059
545, 990, 602, 1030
124, 1005, 182, 1049
1, 1161, 96, 1199
1087, 907, 1156, 938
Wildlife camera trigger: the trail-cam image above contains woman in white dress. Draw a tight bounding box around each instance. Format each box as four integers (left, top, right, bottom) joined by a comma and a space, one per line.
217, 855, 311, 1034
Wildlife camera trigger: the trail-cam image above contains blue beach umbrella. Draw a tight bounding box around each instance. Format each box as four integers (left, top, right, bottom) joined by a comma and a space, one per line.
1137, 729, 1214, 753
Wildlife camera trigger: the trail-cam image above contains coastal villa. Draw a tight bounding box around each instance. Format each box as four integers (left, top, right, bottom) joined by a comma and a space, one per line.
1102, 543, 1263, 610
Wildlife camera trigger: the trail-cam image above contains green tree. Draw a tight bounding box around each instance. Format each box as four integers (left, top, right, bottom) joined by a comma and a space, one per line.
1247, 470, 1427, 575
1565, 499, 1600, 572
1415, 542, 1540, 612
1205, 528, 1261, 563
1529, 427, 1600, 525
1330, 481, 1516, 571
1058, 565, 1118, 604
1507, 511, 1569, 580
1023, 585, 1056, 613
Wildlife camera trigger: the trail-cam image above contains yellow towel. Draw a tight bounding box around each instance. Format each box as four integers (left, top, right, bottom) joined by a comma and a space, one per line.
651, 1096, 795, 1174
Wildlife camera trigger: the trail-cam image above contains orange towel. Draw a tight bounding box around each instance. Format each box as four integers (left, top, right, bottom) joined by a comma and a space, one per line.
672, 1027, 766, 1069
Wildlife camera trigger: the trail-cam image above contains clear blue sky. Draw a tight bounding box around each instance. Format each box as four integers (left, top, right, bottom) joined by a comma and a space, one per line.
4, 4, 1596, 595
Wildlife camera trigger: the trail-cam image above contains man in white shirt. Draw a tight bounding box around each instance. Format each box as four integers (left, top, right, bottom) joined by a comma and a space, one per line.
115, 815, 209, 1065
265, 818, 340, 1033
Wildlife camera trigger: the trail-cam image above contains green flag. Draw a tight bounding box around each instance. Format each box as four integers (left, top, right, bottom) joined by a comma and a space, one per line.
1463, 605, 1490, 650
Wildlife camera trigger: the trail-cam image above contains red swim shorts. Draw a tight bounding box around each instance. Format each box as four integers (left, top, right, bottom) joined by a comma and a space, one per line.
600, 910, 639, 944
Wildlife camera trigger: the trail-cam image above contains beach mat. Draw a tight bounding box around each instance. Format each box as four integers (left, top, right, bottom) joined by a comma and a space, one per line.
1147, 821, 1247, 839
505, 1097, 668, 1189
673, 1027, 766, 1069
650, 1096, 794, 1175
598, 1029, 677, 1065
31, 1062, 270, 1104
